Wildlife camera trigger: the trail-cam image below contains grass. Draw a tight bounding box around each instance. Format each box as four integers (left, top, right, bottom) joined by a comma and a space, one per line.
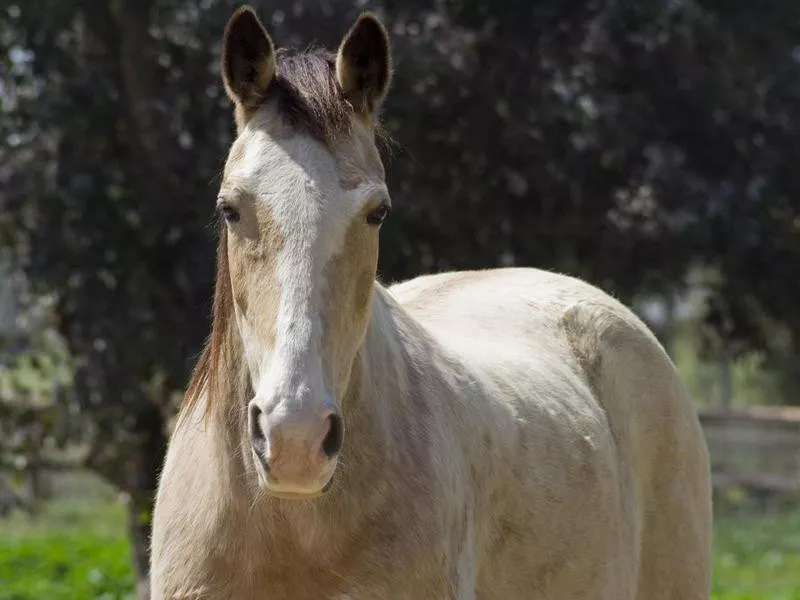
0, 501, 134, 600
712, 508, 800, 600
0, 499, 799, 598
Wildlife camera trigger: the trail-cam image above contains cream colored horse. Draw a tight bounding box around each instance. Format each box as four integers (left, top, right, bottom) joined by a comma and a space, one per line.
150, 6, 712, 599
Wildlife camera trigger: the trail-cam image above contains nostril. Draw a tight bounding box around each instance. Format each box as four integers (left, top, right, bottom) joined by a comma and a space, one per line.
321, 414, 343, 458
248, 402, 266, 454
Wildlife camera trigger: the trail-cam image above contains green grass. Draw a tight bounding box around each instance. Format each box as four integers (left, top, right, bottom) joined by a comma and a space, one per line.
712, 509, 800, 600
1, 499, 799, 598
0, 501, 135, 600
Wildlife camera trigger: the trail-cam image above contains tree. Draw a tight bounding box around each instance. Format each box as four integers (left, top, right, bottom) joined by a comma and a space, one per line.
1, 0, 799, 595
0, 260, 74, 514
2, 1, 229, 594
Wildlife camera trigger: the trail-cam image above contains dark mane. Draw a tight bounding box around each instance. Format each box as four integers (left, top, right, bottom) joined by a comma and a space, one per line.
270, 48, 353, 143
182, 223, 234, 417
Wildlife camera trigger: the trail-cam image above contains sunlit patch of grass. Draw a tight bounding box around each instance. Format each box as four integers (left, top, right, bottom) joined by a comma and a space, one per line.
0, 500, 135, 599
712, 509, 800, 600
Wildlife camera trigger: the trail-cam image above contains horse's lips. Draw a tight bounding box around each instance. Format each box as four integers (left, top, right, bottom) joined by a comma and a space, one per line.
253, 452, 337, 500
263, 477, 333, 500
264, 487, 326, 501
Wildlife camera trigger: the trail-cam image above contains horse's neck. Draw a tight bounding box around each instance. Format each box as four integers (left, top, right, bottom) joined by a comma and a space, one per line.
328, 283, 418, 492
346, 283, 437, 466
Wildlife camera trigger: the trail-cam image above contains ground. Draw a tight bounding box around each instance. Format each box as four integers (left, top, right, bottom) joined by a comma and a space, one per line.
0, 501, 133, 599
0, 499, 798, 599
712, 507, 800, 600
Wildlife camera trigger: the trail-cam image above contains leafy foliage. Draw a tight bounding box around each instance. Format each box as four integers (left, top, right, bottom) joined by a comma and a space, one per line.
0, 265, 75, 505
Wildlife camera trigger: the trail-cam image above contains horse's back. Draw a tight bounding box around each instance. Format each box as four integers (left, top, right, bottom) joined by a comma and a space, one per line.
389, 267, 712, 599
389, 267, 638, 357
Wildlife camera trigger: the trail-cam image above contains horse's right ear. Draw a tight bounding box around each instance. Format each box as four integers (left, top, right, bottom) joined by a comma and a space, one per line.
336, 13, 392, 118
221, 6, 276, 111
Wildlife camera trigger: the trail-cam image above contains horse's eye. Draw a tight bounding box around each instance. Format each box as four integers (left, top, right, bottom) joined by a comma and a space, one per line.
218, 202, 240, 223
366, 204, 390, 226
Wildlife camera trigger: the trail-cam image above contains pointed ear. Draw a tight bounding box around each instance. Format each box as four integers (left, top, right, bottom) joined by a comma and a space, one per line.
336, 13, 392, 118
221, 6, 276, 110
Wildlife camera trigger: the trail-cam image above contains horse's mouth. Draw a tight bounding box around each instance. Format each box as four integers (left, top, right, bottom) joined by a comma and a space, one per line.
259, 465, 336, 501
265, 487, 327, 501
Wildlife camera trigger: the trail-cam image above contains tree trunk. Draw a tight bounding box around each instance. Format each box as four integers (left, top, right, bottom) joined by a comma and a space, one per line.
125, 402, 168, 600
107, 5, 175, 595
718, 346, 733, 412
25, 463, 42, 517
127, 492, 154, 600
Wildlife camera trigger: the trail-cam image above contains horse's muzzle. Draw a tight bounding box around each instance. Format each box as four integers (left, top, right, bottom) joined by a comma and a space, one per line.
248, 399, 342, 497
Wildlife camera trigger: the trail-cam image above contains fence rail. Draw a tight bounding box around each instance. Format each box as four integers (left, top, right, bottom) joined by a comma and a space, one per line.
699, 407, 800, 497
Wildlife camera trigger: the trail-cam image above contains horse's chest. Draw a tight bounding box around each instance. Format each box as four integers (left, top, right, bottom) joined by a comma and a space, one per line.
243, 569, 347, 600
224, 524, 448, 600
231, 557, 441, 600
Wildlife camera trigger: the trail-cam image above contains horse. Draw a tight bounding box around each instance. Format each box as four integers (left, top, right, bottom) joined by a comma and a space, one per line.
150, 6, 712, 599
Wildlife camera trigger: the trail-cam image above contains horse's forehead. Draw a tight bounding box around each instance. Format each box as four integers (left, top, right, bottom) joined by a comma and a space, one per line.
225, 112, 384, 194
227, 127, 335, 187
224, 126, 381, 267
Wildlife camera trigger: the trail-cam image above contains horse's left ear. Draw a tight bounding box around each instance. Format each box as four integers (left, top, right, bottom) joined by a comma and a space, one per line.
221, 6, 276, 111
336, 13, 392, 118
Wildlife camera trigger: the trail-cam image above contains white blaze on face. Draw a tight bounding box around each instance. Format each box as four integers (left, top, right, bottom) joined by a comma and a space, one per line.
224, 122, 384, 406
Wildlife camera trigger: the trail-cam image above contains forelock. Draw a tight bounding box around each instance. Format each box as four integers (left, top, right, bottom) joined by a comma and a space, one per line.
270, 48, 352, 143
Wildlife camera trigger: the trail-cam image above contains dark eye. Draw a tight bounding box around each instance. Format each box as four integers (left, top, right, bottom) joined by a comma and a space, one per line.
366, 203, 390, 226
217, 202, 240, 223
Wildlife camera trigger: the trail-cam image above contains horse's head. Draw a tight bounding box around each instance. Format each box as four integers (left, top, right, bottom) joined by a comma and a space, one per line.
216, 6, 391, 499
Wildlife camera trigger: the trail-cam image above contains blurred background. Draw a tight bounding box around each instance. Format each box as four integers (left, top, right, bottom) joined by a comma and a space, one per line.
1, 0, 799, 598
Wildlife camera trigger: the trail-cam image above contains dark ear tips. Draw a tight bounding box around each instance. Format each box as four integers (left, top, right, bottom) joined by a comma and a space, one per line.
336, 12, 392, 116
221, 5, 276, 109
